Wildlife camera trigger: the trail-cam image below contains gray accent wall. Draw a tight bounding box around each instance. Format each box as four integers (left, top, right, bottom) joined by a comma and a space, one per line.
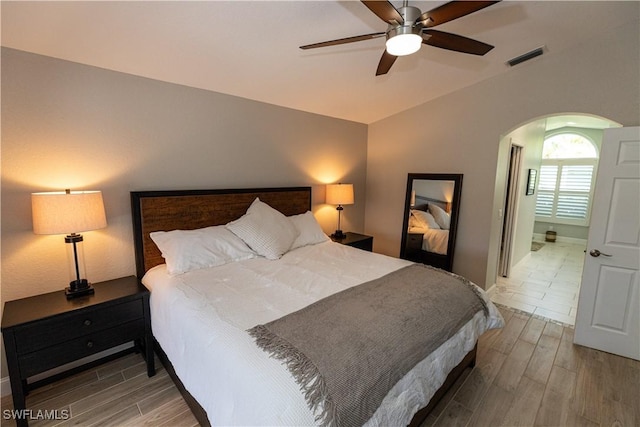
1, 48, 368, 378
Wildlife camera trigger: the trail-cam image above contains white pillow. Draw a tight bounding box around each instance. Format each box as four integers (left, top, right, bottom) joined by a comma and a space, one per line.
289, 211, 330, 250
411, 209, 440, 230
429, 204, 451, 230
150, 225, 256, 275
226, 198, 299, 260
408, 213, 421, 229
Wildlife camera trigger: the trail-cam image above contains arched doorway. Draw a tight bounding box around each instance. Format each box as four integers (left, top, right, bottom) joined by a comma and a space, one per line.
488, 113, 621, 325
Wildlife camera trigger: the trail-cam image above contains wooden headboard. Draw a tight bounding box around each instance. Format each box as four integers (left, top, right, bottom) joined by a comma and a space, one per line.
131, 187, 312, 278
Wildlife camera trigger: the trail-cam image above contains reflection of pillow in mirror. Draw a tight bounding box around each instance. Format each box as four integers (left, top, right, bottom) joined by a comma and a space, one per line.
411, 209, 440, 229
408, 213, 420, 228
429, 204, 450, 230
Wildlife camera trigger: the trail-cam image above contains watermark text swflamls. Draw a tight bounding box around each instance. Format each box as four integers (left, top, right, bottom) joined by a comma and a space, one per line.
3, 409, 70, 421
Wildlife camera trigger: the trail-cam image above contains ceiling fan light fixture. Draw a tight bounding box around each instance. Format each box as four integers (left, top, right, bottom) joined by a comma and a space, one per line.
385, 31, 422, 56
386, 33, 422, 56
385, 5, 422, 57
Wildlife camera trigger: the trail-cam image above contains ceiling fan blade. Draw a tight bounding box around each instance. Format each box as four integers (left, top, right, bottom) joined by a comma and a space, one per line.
300, 32, 385, 50
376, 50, 397, 76
417, 1, 500, 27
423, 29, 494, 55
362, 1, 404, 25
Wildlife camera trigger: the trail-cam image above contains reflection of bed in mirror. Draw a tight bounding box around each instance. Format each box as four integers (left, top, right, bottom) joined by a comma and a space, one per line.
408, 196, 451, 255
400, 174, 462, 271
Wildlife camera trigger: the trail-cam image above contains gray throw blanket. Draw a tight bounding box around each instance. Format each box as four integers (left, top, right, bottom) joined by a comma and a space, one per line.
248, 264, 488, 427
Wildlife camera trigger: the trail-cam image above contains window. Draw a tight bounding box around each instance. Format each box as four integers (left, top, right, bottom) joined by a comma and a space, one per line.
535, 133, 598, 226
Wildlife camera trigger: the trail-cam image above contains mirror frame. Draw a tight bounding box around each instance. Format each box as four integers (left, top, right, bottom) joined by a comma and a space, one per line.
399, 173, 463, 271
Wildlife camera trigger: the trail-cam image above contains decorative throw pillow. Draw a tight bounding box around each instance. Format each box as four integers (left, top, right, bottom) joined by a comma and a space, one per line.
429, 204, 451, 230
411, 209, 441, 229
226, 198, 299, 260
289, 211, 329, 250
150, 225, 256, 275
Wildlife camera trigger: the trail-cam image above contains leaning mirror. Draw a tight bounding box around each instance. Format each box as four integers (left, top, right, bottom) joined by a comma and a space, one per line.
399, 173, 463, 271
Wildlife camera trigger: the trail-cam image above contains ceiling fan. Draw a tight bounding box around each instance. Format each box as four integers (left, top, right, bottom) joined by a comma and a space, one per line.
300, 1, 500, 76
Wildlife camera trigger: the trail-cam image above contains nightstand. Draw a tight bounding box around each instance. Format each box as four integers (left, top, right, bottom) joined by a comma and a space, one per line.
330, 232, 373, 252
404, 232, 424, 261
1, 276, 155, 426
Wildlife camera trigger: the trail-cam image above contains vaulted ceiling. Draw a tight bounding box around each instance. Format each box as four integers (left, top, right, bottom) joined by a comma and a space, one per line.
1, 1, 638, 124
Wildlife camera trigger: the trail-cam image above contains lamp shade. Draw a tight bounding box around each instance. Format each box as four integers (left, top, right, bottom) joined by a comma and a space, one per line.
32, 190, 107, 235
326, 184, 354, 206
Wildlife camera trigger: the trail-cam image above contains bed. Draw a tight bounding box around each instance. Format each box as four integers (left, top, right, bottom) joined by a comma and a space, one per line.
131, 187, 503, 426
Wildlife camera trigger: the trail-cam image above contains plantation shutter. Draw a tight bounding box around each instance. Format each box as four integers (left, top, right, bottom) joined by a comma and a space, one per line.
556, 165, 594, 220
535, 162, 596, 224
535, 165, 557, 217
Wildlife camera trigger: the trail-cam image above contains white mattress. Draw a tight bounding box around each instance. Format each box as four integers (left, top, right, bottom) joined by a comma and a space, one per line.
143, 241, 503, 426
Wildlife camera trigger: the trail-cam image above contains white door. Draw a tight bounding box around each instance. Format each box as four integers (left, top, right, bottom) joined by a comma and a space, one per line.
499, 143, 523, 277
574, 127, 640, 360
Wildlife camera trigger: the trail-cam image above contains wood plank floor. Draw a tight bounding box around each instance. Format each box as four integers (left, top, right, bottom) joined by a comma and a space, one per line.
2, 306, 638, 426
1, 354, 198, 427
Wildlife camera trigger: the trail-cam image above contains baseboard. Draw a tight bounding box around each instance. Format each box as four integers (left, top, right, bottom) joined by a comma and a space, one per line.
0, 342, 133, 398
485, 283, 497, 298
1, 376, 11, 397
513, 252, 532, 271
533, 233, 587, 245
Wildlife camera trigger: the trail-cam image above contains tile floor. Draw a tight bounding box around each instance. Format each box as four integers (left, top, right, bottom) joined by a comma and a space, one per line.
491, 240, 586, 326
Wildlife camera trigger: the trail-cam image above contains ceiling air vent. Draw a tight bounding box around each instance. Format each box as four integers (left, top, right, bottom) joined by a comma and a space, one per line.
507, 47, 545, 67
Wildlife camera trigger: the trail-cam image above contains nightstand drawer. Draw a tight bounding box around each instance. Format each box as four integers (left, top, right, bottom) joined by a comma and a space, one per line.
19, 319, 145, 378
406, 233, 424, 251
348, 237, 373, 252
331, 232, 374, 252
13, 299, 143, 355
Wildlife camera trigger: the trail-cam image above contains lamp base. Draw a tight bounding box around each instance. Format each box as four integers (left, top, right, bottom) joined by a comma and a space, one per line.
331, 230, 346, 239
65, 279, 95, 299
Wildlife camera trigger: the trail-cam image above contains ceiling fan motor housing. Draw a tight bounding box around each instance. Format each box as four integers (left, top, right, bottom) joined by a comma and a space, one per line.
386, 6, 422, 37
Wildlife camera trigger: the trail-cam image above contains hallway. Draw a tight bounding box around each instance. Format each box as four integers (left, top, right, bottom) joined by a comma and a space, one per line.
491, 240, 586, 326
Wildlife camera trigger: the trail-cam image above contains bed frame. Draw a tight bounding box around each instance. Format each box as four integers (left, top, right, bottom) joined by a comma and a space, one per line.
413, 195, 449, 213
130, 187, 476, 426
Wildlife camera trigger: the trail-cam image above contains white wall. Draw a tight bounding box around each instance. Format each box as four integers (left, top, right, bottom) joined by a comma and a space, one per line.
365, 19, 640, 289
1, 47, 368, 378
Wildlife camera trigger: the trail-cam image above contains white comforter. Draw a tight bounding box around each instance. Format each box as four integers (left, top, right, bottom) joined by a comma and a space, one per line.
409, 226, 449, 255
143, 241, 503, 426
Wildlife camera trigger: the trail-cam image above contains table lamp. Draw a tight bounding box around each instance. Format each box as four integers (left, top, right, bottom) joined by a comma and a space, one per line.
32, 189, 107, 298
326, 183, 354, 239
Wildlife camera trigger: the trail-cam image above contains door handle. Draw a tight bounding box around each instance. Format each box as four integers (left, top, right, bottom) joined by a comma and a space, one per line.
590, 249, 612, 257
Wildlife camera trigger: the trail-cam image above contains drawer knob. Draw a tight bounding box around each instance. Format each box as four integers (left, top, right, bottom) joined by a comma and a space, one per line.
86, 340, 94, 348
84, 319, 92, 326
